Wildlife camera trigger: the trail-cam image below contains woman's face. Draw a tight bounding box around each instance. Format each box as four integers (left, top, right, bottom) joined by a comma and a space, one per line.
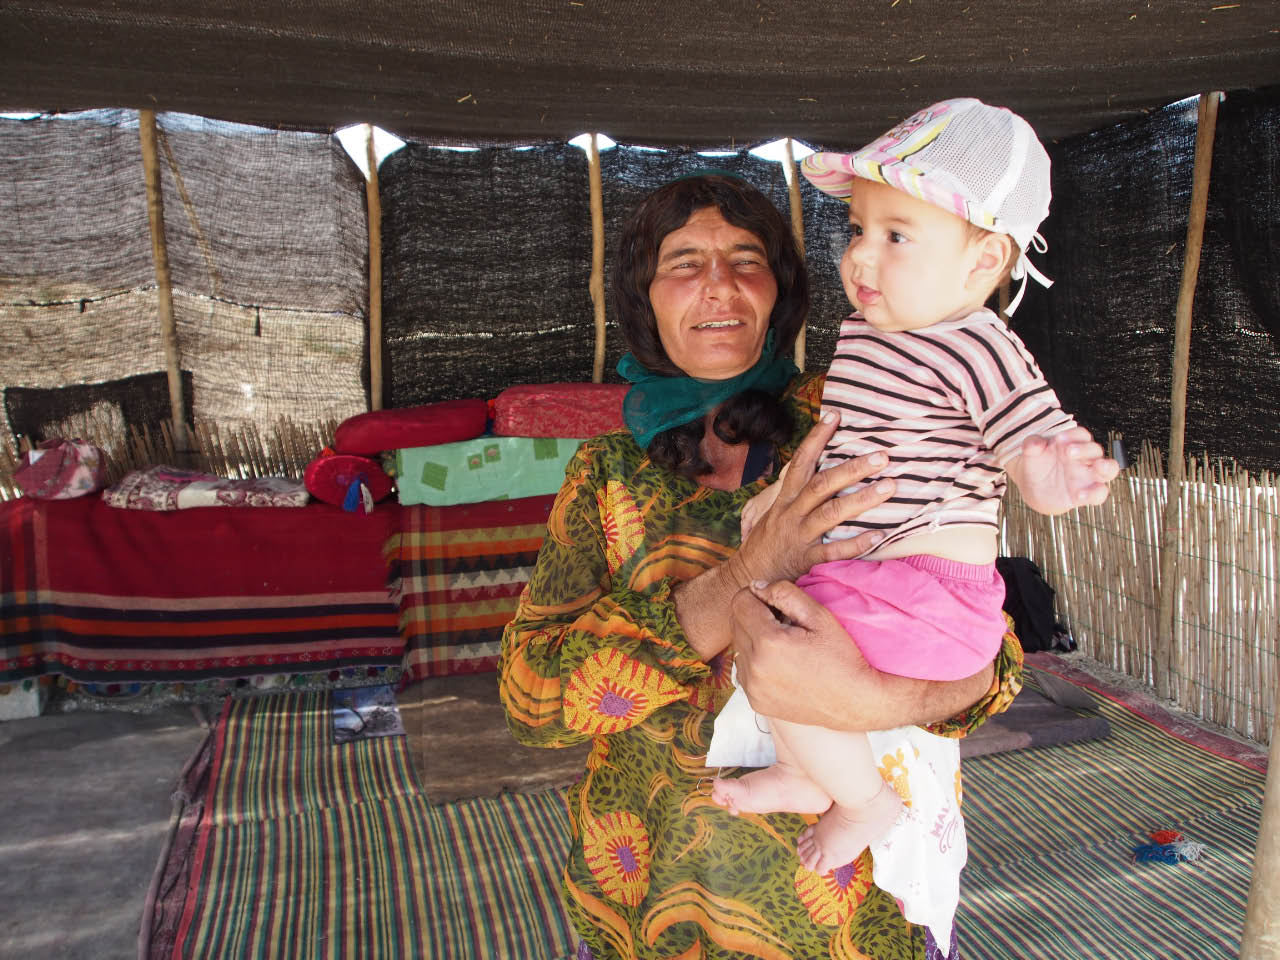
647, 206, 778, 381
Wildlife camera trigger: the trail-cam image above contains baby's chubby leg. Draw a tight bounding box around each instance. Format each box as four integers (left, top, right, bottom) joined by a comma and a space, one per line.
709, 725, 833, 817
774, 719, 904, 875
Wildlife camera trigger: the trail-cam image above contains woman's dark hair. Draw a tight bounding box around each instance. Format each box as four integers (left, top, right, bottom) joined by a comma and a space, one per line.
613, 175, 809, 478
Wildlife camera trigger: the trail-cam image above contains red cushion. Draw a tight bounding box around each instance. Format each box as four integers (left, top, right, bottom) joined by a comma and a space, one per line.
333, 398, 488, 454
304, 453, 393, 508
492, 383, 627, 438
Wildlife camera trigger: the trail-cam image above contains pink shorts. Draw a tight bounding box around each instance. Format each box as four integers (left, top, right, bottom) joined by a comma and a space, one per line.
795, 554, 1006, 682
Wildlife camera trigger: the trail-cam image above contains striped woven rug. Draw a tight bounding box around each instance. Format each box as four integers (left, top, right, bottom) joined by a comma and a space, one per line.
959, 664, 1266, 959
167, 691, 577, 960
165, 676, 1265, 959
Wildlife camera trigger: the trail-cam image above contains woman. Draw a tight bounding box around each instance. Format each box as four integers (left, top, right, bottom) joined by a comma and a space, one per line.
498, 174, 1021, 960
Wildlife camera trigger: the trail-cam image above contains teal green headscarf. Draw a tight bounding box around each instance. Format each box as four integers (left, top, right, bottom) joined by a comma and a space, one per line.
616, 329, 799, 449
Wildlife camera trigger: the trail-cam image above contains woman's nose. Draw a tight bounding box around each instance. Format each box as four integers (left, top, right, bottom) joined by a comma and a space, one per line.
702, 256, 736, 296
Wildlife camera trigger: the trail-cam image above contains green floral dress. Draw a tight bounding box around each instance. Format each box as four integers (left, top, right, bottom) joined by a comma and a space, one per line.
498, 373, 1023, 960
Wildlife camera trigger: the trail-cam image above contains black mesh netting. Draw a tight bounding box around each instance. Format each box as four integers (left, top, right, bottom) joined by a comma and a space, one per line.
5, 371, 193, 443
379, 142, 594, 406
380, 143, 849, 406
3, 91, 1276, 470
1011, 87, 1280, 474
0, 109, 368, 445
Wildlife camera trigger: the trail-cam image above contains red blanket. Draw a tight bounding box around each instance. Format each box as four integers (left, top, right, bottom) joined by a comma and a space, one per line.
1, 496, 403, 683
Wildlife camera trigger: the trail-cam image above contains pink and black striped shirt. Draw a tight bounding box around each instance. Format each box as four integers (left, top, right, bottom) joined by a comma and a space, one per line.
821, 308, 1076, 549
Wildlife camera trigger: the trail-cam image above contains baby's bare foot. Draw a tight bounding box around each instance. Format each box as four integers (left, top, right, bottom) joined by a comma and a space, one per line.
796, 781, 903, 874
710, 764, 833, 816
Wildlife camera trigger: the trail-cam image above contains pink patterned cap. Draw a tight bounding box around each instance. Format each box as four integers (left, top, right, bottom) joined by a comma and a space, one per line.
802, 98, 1054, 313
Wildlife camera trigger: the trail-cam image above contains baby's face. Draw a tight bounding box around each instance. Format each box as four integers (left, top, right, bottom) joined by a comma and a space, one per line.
839, 180, 989, 333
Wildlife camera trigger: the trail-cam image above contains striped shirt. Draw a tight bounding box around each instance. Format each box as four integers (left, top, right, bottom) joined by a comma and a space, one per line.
822, 308, 1076, 548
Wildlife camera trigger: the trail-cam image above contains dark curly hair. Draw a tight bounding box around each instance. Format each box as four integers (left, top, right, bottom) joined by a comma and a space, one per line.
613, 175, 809, 478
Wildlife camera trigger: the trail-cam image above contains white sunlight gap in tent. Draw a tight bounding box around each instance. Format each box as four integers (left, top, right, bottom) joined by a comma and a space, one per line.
335, 125, 815, 178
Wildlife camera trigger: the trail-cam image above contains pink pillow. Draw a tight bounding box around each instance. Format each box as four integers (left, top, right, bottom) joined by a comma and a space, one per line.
14, 438, 107, 500
492, 383, 627, 438
333, 398, 488, 454
304, 452, 393, 511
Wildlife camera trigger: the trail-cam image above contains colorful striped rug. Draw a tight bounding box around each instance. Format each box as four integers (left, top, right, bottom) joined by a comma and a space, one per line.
959, 660, 1267, 959
162, 691, 577, 960
159, 671, 1266, 959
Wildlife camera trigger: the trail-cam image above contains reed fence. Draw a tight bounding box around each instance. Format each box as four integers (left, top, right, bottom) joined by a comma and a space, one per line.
1002, 440, 1280, 745
0, 415, 337, 500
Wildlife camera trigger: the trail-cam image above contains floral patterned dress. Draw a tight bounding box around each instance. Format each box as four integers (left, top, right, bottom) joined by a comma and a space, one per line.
498, 373, 1023, 960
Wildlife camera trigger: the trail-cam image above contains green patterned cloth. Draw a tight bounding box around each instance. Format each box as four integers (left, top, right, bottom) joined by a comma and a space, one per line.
395, 436, 590, 506
499, 373, 1024, 960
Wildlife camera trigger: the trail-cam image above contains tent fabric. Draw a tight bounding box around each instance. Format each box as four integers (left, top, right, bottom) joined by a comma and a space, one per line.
0, 110, 369, 440
1012, 87, 1280, 474
1, 1, 1276, 150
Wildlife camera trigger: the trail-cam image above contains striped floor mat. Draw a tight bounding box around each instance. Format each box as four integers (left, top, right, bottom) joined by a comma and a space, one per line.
959, 667, 1266, 959
160, 677, 1265, 960
165, 691, 577, 960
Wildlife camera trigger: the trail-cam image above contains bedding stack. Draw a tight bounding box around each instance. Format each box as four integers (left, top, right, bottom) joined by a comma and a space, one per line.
379, 383, 626, 683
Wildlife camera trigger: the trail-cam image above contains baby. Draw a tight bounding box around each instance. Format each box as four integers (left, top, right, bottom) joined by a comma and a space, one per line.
708, 98, 1118, 944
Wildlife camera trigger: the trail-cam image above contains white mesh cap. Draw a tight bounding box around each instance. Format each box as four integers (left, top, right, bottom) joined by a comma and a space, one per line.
802, 98, 1053, 312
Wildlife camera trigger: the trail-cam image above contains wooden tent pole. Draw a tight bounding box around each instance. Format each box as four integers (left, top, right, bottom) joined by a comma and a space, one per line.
365, 125, 384, 411
588, 133, 606, 383
1242, 693, 1280, 958
1154, 92, 1219, 700
138, 109, 189, 456
784, 137, 806, 369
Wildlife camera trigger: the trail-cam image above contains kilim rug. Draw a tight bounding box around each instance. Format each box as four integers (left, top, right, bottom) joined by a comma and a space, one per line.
958, 654, 1268, 959
149, 690, 577, 960
387, 495, 556, 683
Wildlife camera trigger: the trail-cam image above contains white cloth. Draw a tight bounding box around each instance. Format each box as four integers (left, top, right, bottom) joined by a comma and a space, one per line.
706, 684, 776, 768
866, 725, 965, 955
706, 688, 965, 953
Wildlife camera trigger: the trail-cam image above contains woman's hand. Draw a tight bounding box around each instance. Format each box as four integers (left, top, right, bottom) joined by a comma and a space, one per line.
731, 579, 996, 730
729, 411, 894, 587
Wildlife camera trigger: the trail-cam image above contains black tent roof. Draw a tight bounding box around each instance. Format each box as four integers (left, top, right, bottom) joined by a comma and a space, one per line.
2, 1, 1278, 148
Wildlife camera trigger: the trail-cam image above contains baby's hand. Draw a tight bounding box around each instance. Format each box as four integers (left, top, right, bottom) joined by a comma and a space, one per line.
1012, 427, 1120, 515
741, 472, 785, 541
1019, 429, 1120, 514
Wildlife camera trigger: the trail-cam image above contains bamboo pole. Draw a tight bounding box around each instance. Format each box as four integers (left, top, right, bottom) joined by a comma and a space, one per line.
365, 125, 384, 411
588, 133, 606, 383
1241, 694, 1280, 959
1154, 91, 1220, 700
784, 137, 806, 369
139, 109, 189, 457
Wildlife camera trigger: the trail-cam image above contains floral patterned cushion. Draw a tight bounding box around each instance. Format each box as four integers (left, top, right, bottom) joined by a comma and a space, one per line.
102, 466, 309, 511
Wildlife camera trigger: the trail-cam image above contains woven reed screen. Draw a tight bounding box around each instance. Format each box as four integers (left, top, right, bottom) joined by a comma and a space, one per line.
1001, 451, 1279, 745
0, 109, 368, 453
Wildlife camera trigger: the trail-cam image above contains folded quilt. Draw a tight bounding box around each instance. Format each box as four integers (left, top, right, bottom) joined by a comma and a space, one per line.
103, 465, 309, 510
394, 436, 587, 507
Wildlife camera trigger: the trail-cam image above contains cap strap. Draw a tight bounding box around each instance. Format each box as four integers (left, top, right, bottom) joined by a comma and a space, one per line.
1006, 232, 1052, 316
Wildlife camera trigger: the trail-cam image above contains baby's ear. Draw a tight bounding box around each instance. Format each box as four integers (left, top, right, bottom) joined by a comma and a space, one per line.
973, 231, 1014, 276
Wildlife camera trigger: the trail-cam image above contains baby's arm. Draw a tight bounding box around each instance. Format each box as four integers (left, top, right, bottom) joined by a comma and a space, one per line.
741, 462, 790, 540
1005, 426, 1120, 515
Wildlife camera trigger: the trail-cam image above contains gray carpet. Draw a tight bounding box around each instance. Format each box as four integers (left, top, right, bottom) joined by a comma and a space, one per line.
961, 668, 1111, 759
0, 701, 209, 960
